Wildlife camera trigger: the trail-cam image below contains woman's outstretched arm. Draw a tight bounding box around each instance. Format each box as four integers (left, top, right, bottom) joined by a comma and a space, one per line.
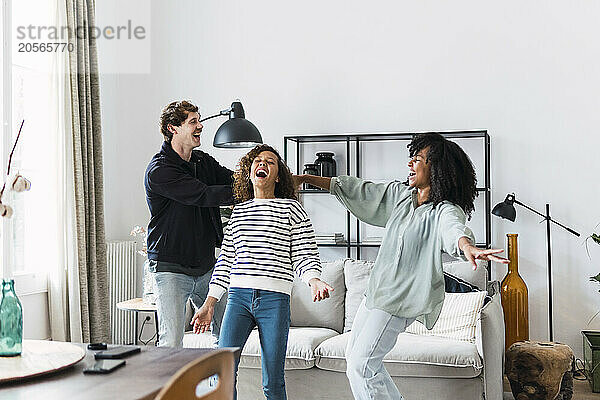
293, 174, 331, 190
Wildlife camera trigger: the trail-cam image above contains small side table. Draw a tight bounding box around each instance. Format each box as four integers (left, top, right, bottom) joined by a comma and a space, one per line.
117, 298, 159, 345
505, 340, 574, 400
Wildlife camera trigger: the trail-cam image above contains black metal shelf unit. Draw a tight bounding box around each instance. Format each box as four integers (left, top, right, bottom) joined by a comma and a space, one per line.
283, 130, 492, 267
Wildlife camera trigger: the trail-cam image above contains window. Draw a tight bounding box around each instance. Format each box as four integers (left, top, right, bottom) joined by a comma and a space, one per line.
1, 0, 60, 293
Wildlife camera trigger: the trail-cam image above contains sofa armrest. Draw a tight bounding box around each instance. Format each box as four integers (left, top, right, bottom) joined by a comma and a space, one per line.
476, 281, 505, 400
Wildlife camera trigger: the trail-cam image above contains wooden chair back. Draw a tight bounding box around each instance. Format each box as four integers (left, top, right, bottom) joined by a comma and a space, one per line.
154, 348, 237, 400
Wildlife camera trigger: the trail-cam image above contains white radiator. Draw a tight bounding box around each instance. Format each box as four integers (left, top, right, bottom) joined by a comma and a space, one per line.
107, 241, 137, 344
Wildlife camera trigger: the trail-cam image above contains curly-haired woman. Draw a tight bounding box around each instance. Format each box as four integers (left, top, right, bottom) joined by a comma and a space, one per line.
192, 144, 333, 400
295, 133, 508, 400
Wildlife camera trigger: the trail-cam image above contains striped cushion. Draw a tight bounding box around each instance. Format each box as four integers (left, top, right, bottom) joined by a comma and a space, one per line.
405, 291, 487, 343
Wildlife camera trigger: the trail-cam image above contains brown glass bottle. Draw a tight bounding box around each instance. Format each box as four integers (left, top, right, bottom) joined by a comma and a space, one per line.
500, 233, 529, 351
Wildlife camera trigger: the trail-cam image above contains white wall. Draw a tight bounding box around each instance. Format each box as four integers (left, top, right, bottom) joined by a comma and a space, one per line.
98, 0, 600, 357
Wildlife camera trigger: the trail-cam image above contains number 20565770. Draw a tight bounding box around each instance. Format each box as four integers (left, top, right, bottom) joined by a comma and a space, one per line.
17, 42, 74, 52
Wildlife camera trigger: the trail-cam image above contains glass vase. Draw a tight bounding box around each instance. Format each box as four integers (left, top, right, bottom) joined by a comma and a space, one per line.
500, 233, 529, 351
0, 279, 23, 356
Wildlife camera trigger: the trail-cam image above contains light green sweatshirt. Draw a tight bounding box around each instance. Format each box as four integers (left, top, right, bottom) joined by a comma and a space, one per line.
330, 176, 475, 329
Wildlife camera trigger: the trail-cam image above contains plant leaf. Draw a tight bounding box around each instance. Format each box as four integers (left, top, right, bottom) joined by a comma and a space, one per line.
590, 273, 600, 283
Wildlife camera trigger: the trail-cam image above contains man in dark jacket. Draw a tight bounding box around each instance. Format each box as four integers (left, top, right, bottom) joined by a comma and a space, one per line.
145, 100, 233, 347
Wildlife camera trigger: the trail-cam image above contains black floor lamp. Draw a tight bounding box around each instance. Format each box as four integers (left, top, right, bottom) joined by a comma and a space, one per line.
492, 193, 580, 342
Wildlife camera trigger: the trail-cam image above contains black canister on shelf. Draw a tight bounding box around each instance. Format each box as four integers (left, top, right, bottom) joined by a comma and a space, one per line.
314, 152, 336, 177
303, 163, 320, 190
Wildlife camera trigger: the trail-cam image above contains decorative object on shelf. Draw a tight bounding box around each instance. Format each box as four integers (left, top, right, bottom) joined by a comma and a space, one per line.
492, 193, 580, 341
199, 100, 262, 148
0, 120, 31, 218
314, 152, 336, 177
505, 341, 574, 400
315, 233, 345, 245
302, 163, 320, 190
130, 225, 156, 304
0, 279, 23, 356
361, 236, 383, 245
500, 234, 529, 351
582, 330, 600, 392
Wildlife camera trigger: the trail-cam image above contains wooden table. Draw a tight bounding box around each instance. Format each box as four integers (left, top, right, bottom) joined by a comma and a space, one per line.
0, 344, 214, 399
117, 298, 159, 345
0, 340, 85, 383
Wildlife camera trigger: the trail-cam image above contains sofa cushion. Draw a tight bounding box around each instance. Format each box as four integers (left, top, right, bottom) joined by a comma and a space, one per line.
342, 259, 488, 333
291, 259, 346, 333
443, 260, 487, 290
241, 327, 338, 370
315, 331, 482, 378
405, 291, 487, 343
444, 271, 480, 293
343, 259, 374, 332
184, 327, 338, 370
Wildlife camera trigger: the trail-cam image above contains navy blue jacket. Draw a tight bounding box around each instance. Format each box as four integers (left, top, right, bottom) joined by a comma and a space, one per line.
144, 142, 234, 276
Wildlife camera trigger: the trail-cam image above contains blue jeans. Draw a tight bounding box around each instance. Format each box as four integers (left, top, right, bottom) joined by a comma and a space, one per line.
219, 288, 290, 400
152, 266, 226, 347
345, 299, 415, 400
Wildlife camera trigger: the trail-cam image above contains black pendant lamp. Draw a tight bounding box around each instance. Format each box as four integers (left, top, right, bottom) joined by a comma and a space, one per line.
200, 101, 263, 148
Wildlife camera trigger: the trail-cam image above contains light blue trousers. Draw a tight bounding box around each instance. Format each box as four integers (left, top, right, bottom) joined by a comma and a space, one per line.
345, 299, 415, 400
153, 268, 226, 347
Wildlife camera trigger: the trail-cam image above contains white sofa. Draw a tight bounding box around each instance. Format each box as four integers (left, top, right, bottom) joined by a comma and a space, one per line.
183, 258, 505, 400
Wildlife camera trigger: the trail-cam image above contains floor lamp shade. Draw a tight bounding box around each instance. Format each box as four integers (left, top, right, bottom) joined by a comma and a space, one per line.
492, 194, 516, 222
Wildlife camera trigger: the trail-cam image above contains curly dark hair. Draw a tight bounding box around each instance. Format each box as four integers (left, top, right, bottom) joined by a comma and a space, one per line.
233, 144, 297, 202
159, 100, 198, 143
408, 133, 477, 219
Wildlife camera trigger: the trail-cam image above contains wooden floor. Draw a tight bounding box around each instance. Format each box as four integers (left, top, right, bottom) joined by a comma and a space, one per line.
503, 377, 600, 399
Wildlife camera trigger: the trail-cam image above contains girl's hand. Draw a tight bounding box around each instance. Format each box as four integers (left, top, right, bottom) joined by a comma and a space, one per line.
191, 303, 215, 334
462, 243, 509, 270
308, 278, 334, 302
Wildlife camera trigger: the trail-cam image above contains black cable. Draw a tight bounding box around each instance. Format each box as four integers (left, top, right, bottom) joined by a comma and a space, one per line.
138, 315, 157, 346
573, 357, 587, 381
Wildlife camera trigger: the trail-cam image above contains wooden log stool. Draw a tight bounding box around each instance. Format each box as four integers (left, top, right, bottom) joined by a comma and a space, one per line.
505, 341, 574, 400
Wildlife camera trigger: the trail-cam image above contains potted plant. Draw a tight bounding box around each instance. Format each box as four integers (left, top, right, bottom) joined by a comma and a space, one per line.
583, 227, 600, 391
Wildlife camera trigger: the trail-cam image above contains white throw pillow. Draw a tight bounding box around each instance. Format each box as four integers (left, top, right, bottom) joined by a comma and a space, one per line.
290, 259, 346, 333
405, 291, 487, 343
343, 259, 374, 332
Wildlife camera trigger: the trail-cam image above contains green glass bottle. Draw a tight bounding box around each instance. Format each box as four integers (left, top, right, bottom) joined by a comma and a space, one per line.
0, 279, 23, 356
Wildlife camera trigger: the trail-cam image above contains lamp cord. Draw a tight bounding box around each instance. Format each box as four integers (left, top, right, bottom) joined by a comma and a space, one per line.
573, 357, 590, 381
138, 315, 157, 346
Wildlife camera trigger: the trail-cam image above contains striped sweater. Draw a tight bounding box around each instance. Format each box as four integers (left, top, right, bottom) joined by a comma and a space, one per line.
207, 198, 321, 300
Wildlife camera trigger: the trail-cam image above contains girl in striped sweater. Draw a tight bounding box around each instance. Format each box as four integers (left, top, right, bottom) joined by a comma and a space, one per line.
192, 144, 333, 400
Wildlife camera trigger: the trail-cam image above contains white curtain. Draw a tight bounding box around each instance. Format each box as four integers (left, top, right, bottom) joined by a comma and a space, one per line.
47, 0, 82, 343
